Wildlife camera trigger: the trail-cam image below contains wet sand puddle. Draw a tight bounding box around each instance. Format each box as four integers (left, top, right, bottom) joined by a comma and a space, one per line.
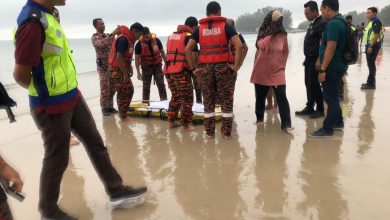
1, 33, 390, 219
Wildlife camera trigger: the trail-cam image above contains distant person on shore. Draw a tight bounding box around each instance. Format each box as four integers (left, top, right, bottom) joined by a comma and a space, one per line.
13, 0, 147, 219
296, 1, 326, 119
92, 18, 120, 116
108, 23, 144, 123
357, 22, 365, 47
361, 7, 384, 90
164, 17, 199, 131
0, 155, 23, 220
135, 27, 168, 104
310, 0, 347, 137
251, 10, 293, 133
185, 1, 243, 139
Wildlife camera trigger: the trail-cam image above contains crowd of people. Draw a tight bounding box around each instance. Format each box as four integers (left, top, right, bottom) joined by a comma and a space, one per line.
0, 0, 384, 219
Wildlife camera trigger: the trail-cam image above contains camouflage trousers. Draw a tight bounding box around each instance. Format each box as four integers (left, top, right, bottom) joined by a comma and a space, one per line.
98, 68, 116, 110
110, 69, 134, 119
0, 200, 12, 220
189, 71, 202, 104
141, 65, 167, 103
166, 71, 194, 126
197, 63, 237, 136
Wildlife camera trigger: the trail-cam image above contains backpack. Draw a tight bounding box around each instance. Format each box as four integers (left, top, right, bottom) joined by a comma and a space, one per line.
336, 18, 359, 65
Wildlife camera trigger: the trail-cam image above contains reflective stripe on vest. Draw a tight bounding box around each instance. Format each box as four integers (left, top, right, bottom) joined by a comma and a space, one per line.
198, 16, 233, 64
16, 6, 78, 101
164, 31, 191, 74
365, 19, 384, 45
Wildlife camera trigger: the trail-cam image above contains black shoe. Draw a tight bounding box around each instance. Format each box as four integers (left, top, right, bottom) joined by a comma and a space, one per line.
309, 111, 325, 119
108, 108, 119, 113
102, 108, 111, 116
295, 107, 315, 116
110, 186, 147, 208
41, 210, 78, 220
309, 128, 334, 138
361, 83, 368, 86
361, 84, 376, 90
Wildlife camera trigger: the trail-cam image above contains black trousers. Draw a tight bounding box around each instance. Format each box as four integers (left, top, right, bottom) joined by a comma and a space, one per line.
255, 84, 291, 129
366, 44, 381, 85
304, 58, 324, 112
31, 96, 123, 217
322, 71, 344, 132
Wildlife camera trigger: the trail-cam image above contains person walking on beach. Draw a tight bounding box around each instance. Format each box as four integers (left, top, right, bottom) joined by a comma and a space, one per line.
13, 1, 147, 219
357, 22, 365, 47
310, 0, 347, 137
108, 23, 144, 123
135, 27, 168, 104
251, 10, 293, 133
91, 18, 120, 116
361, 7, 384, 90
296, 1, 326, 119
164, 17, 199, 131
185, 1, 243, 139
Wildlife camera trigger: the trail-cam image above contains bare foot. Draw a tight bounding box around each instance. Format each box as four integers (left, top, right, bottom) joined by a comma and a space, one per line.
283, 127, 294, 134
206, 134, 215, 139
169, 122, 180, 129
69, 136, 80, 146
181, 125, 196, 131
121, 117, 135, 123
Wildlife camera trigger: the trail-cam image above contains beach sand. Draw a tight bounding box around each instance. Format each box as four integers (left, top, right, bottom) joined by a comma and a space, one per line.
1, 34, 390, 220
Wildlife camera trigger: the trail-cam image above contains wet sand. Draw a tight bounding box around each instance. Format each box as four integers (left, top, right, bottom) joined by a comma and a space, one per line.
1, 33, 390, 219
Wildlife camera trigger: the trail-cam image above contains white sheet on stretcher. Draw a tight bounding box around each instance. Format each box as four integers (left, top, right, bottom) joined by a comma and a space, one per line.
147, 100, 205, 113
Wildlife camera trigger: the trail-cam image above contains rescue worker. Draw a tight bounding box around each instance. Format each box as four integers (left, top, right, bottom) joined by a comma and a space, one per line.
226, 18, 248, 65
135, 27, 168, 104
91, 18, 120, 115
109, 23, 144, 123
185, 1, 243, 139
361, 7, 384, 90
164, 17, 199, 131
13, 1, 147, 218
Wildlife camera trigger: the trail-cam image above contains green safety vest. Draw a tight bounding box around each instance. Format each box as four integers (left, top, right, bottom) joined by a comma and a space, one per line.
364, 19, 384, 45
15, 9, 77, 99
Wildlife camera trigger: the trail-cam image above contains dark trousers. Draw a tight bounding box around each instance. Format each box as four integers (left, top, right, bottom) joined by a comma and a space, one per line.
322, 71, 344, 132
365, 44, 381, 85
141, 65, 167, 103
254, 84, 291, 130
304, 59, 324, 112
32, 96, 123, 217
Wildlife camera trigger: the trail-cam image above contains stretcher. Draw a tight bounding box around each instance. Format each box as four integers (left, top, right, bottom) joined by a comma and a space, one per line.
128, 100, 222, 123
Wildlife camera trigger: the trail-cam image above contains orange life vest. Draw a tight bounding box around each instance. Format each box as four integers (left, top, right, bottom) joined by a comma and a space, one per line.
108, 25, 135, 69
164, 25, 193, 74
140, 34, 163, 67
198, 16, 233, 64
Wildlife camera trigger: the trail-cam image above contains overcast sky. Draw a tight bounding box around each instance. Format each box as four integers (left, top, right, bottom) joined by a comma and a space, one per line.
0, 0, 388, 40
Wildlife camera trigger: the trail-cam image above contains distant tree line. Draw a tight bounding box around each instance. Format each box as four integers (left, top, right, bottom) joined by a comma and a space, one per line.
235, 7, 293, 33
297, 5, 390, 30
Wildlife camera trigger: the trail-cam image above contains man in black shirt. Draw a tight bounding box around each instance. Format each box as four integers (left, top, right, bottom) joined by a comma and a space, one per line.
296, 1, 326, 119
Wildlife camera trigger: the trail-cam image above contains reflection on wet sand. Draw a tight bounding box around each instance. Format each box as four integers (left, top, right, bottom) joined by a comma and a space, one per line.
255, 114, 291, 219
357, 91, 375, 157
172, 123, 245, 220
59, 158, 93, 220
297, 119, 348, 220
102, 117, 157, 219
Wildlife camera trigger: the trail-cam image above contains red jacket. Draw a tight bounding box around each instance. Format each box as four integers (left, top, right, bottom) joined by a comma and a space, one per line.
108, 26, 136, 70
164, 25, 193, 74
140, 34, 163, 67
198, 16, 233, 64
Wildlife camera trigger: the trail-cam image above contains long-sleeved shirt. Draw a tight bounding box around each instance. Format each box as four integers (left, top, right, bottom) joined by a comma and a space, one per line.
251, 33, 289, 86
91, 33, 115, 71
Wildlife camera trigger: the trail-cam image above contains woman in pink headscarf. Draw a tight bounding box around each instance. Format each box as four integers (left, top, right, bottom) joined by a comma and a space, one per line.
251, 10, 293, 133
